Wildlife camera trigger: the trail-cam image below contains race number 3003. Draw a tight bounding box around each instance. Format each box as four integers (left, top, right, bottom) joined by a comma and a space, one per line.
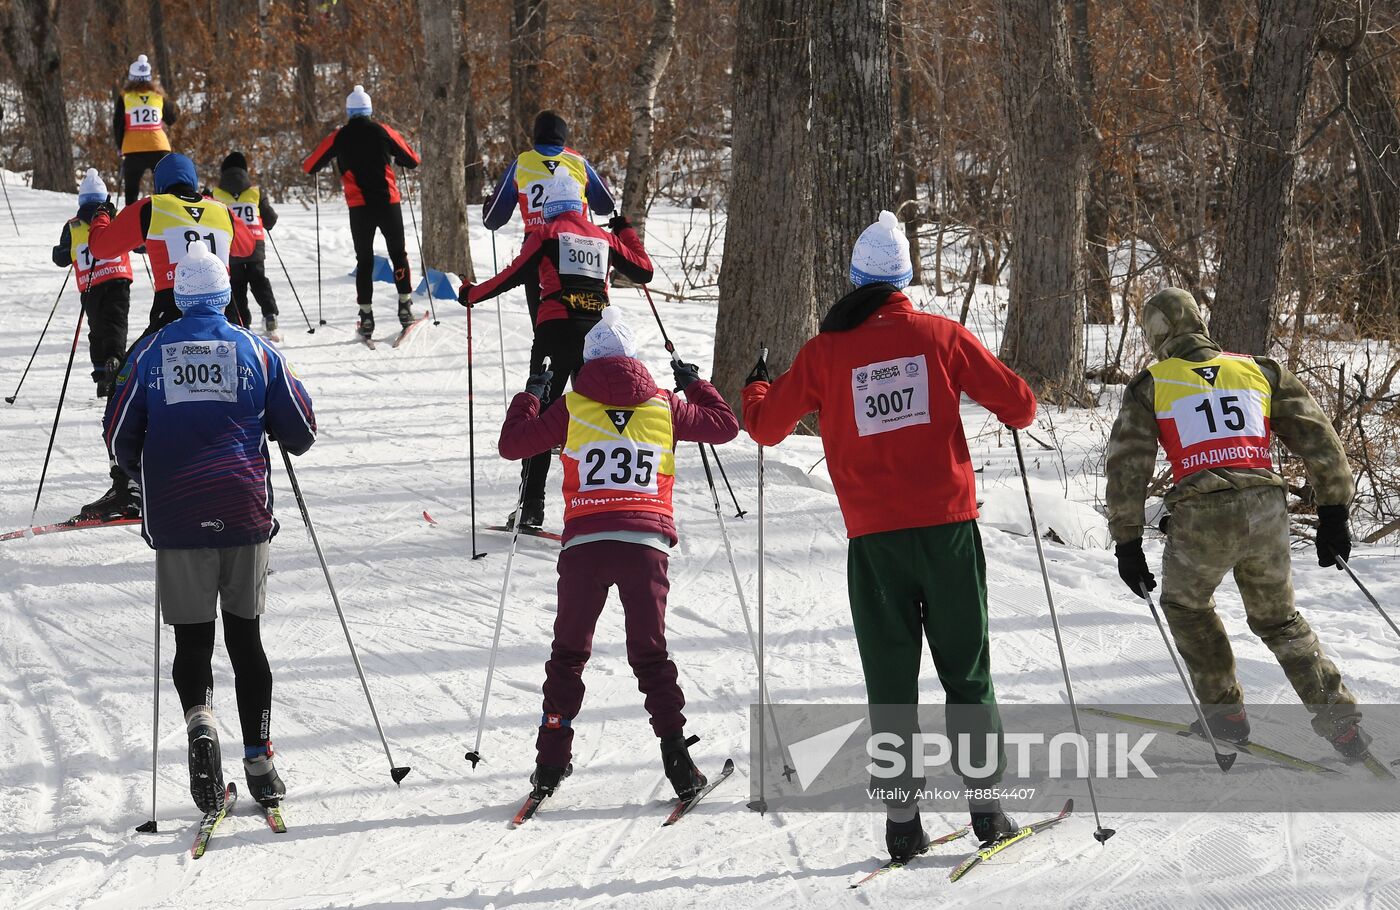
162, 341, 237, 404
851, 354, 931, 437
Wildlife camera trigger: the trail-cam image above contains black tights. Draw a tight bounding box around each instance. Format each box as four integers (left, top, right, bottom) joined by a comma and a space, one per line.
172, 614, 272, 749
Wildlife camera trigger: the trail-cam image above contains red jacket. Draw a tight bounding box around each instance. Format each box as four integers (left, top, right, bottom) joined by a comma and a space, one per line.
499, 356, 739, 545
89, 195, 256, 292
743, 291, 1036, 538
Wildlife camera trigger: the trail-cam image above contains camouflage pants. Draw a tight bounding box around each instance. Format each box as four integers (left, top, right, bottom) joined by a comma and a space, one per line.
1161, 485, 1359, 739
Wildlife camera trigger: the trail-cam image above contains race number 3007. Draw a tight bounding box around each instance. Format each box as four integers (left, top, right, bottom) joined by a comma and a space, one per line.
851, 354, 931, 437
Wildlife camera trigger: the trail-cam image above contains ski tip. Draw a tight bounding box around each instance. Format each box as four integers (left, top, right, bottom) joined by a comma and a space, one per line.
134, 819, 158, 834
391, 766, 412, 785
1216, 751, 1238, 772
1093, 826, 1116, 845
422, 510, 437, 525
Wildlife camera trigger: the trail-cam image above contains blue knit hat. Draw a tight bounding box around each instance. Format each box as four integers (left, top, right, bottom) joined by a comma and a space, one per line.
174, 241, 231, 313
849, 211, 913, 289
153, 153, 197, 193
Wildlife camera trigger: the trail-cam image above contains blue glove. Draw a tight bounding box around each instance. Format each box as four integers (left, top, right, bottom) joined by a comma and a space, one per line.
525, 369, 553, 400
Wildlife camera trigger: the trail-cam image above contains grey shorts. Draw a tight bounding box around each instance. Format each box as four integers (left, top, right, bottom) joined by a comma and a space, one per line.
156, 542, 269, 625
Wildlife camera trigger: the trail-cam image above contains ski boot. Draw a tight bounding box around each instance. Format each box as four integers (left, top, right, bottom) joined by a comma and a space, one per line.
1331, 723, 1373, 760
1188, 708, 1250, 744
529, 762, 572, 798
970, 797, 1018, 846
357, 305, 375, 339
397, 295, 415, 329
885, 811, 931, 862
79, 466, 141, 521
660, 731, 707, 801
186, 707, 225, 813
96, 356, 121, 399
507, 498, 546, 532
244, 743, 286, 807
264, 315, 280, 340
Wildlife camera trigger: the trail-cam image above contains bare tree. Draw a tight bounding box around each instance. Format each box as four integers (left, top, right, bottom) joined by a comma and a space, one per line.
1072, 0, 1113, 325
1, 0, 73, 190
714, 0, 814, 407
891, 0, 922, 286
150, 0, 174, 88
811, 0, 895, 307
1342, 32, 1400, 334
997, 0, 1089, 398
620, 0, 676, 240
294, 0, 318, 133
509, 0, 548, 145
418, 0, 473, 280
1211, 0, 1330, 354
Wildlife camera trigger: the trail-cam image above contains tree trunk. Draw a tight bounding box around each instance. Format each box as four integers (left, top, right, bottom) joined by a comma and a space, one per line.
1344, 40, 1400, 334
510, 0, 548, 146
1, 0, 73, 190
465, 75, 485, 207
418, 0, 473, 280
811, 0, 895, 308
997, 0, 1089, 399
1072, 0, 1113, 325
149, 0, 174, 88
1211, 0, 1329, 355
620, 0, 677, 240
891, 0, 922, 286
714, 0, 814, 409
294, 0, 318, 133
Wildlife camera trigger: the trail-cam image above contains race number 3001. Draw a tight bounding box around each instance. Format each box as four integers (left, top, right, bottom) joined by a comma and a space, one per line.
162, 341, 237, 404
851, 354, 931, 437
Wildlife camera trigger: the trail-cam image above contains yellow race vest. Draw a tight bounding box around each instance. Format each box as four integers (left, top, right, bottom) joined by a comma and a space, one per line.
122, 91, 170, 154
514, 149, 590, 232
1148, 352, 1273, 483
212, 186, 265, 241
70, 219, 133, 288
147, 195, 235, 287
560, 391, 676, 522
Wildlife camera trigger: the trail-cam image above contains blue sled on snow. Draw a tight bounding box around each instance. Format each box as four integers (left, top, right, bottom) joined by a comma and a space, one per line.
350, 257, 458, 300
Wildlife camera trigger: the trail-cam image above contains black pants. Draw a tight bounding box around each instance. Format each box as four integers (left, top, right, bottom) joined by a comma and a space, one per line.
80, 279, 130, 381
348, 203, 412, 306
522, 315, 597, 503
122, 151, 165, 206
138, 287, 179, 343
225, 259, 278, 327
172, 614, 273, 749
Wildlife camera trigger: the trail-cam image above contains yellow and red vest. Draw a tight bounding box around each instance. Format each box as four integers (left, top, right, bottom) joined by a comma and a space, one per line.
69, 219, 133, 288
1149, 352, 1273, 483
212, 186, 266, 242
513, 148, 591, 233
121, 91, 171, 154
560, 391, 676, 523
146, 195, 236, 289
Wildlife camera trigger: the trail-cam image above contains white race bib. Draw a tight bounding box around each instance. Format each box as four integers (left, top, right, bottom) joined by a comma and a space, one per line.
851, 354, 931, 437
576, 439, 661, 494
1166, 388, 1267, 449
162, 341, 237, 404
228, 203, 257, 225
161, 226, 230, 267
127, 105, 161, 128
525, 180, 548, 212
559, 233, 608, 280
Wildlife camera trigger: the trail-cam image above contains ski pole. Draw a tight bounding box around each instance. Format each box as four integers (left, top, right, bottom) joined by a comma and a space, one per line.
1138, 584, 1236, 772
466, 300, 485, 560
6, 268, 71, 404
0, 166, 18, 235
465, 361, 548, 768
29, 310, 85, 527
748, 343, 770, 815
1335, 555, 1400, 641
279, 445, 410, 784
135, 582, 161, 833
1012, 428, 1115, 843
490, 230, 508, 411
711, 447, 747, 518
267, 231, 315, 334
314, 174, 325, 326
400, 167, 438, 326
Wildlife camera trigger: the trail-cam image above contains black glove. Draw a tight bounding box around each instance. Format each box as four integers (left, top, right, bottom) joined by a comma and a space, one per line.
76, 202, 101, 223
525, 369, 554, 399
745, 354, 770, 385
1114, 539, 1156, 597
458, 283, 476, 307
1316, 504, 1352, 569
608, 214, 632, 233
672, 361, 701, 391
96, 200, 117, 219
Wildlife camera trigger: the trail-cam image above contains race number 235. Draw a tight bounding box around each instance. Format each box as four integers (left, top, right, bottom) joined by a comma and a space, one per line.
851, 354, 932, 437
578, 440, 660, 494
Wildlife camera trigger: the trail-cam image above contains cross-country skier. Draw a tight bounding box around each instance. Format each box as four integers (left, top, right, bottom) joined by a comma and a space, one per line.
302, 84, 421, 340
113, 55, 180, 205
51, 168, 132, 398
88, 152, 256, 339
1106, 287, 1372, 758
212, 151, 281, 338
103, 240, 317, 813
742, 211, 1037, 860
497, 307, 738, 803
465, 169, 654, 530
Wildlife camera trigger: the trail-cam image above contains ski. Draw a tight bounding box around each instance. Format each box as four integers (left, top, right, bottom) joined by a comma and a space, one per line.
849, 825, 972, 888
662, 758, 735, 825
357, 334, 377, 350
392, 310, 432, 348
485, 524, 563, 543
1362, 754, 1395, 781
0, 516, 141, 542
260, 800, 288, 834
948, 798, 1073, 883
509, 790, 551, 829
191, 783, 239, 859
266, 331, 284, 344
1082, 707, 1336, 774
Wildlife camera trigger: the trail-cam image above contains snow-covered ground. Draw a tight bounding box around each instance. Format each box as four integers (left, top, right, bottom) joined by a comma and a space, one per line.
2, 178, 1400, 909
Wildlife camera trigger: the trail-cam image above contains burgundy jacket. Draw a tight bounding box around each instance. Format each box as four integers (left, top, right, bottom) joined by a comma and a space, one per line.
499, 356, 739, 545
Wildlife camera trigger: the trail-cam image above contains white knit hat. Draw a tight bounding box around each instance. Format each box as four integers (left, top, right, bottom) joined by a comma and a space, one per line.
129, 55, 153, 81
346, 84, 372, 118
541, 170, 584, 220
78, 168, 107, 206
849, 210, 912, 289
583, 307, 637, 361
174, 241, 231, 313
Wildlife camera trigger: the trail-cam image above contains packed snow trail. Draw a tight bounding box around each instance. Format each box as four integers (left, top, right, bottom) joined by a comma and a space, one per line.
2, 177, 1400, 908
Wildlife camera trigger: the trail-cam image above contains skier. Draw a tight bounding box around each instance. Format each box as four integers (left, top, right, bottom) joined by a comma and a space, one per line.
481, 110, 615, 322
742, 211, 1037, 859
87, 152, 257, 339
104, 240, 317, 813
464, 169, 654, 530
113, 55, 180, 206
302, 84, 421, 340
212, 151, 281, 338
497, 307, 739, 804
50, 168, 132, 398
1106, 288, 1371, 757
